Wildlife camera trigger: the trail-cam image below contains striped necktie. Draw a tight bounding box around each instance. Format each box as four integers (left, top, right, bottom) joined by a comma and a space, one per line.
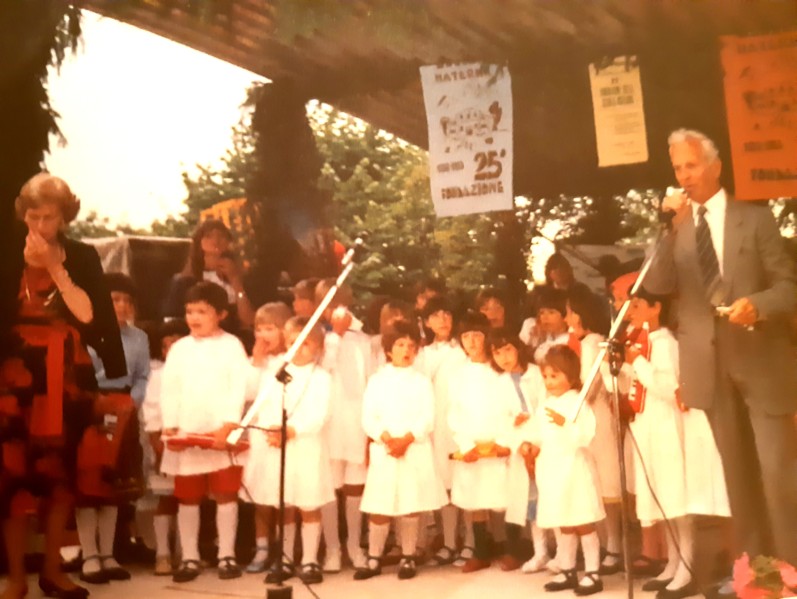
695, 205, 721, 297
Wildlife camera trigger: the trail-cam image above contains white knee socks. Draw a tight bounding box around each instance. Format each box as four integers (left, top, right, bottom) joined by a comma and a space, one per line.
97, 506, 120, 567
558, 532, 578, 572
153, 514, 172, 558
580, 531, 601, 573
282, 521, 296, 564
668, 517, 694, 590
216, 502, 238, 560
399, 516, 419, 557
368, 521, 390, 558
301, 522, 322, 566
531, 521, 549, 559
76, 508, 100, 573
177, 504, 200, 563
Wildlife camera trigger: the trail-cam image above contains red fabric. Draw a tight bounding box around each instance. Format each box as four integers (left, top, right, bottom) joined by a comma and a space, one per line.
76, 392, 135, 499
626, 325, 651, 414
173, 466, 243, 501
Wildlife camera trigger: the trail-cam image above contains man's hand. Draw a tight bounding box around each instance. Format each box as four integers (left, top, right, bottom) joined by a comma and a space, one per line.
545, 407, 566, 427
661, 189, 690, 228
727, 297, 758, 327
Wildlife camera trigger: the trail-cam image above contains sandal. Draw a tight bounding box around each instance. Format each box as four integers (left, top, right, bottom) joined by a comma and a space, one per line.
299, 562, 323, 585
575, 571, 604, 596
78, 555, 109, 585
172, 559, 201, 583
599, 551, 623, 575
397, 556, 417, 580
353, 556, 382, 581
432, 546, 456, 566
544, 568, 579, 592
217, 556, 242, 580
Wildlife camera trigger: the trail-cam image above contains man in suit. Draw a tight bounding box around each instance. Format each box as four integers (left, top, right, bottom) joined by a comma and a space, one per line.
646, 129, 797, 586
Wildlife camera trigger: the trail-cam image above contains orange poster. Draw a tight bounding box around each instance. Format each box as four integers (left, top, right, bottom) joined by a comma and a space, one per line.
720, 31, 797, 200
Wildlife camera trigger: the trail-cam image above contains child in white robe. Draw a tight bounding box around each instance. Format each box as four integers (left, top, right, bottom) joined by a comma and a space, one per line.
448, 311, 516, 573
142, 320, 188, 575
369, 300, 414, 373
624, 287, 723, 596
415, 296, 468, 566
532, 287, 571, 364
565, 288, 624, 576
245, 317, 334, 585
315, 280, 372, 571
487, 330, 548, 572
160, 282, 249, 583
529, 345, 605, 595
241, 302, 292, 573
356, 321, 446, 580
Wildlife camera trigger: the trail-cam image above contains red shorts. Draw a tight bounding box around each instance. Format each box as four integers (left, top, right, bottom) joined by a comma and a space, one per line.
173, 466, 242, 502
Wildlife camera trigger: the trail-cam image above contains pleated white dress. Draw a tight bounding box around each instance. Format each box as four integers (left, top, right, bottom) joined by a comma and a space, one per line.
532, 390, 605, 529
242, 362, 335, 510
416, 340, 467, 491
360, 365, 447, 516
448, 361, 515, 511
504, 366, 546, 526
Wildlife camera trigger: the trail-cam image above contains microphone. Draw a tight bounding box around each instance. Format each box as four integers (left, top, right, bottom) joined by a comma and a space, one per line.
659, 186, 683, 229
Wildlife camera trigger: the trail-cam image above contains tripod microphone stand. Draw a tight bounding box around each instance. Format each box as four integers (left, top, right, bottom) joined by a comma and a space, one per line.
228, 238, 365, 599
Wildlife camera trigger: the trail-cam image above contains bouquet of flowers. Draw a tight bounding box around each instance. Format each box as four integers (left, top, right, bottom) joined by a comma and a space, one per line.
733, 554, 797, 599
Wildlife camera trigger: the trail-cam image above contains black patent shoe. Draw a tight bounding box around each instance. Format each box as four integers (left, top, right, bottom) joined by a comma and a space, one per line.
575, 572, 604, 596
544, 569, 579, 592
77, 556, 108, 585
172, 559, 202, 583
38, 577, 90, 599
353, 556, 382, 580
656, 581, 699, 599
265, 561, 295, 584
299, 562, 323, 585
100, 556, 131, 581
397, 556, 417, 580
643, 578, 673, 592
217, 556, 242, 580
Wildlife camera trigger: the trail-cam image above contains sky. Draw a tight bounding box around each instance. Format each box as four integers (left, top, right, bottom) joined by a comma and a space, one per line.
45, 10, 264, 227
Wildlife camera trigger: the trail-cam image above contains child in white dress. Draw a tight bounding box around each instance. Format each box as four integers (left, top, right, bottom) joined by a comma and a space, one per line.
530, 345, 605, 595
487, 330, 548, 572
315, 280, 372, 571
448, 311, 516, 573
160, 282, 250, 583
141, 320, 188, 575
565, 287, 624, 576
355, 321, 446, 580
416, 296, 468, 565
532, 287, 571, 364
245, 317, 334, 585
242, 302, 292, 573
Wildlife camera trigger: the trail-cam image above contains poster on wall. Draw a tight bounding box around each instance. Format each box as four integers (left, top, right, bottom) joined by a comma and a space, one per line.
420, 63, 513, 217
588, 55, 648, 167
720, 31, 797, 200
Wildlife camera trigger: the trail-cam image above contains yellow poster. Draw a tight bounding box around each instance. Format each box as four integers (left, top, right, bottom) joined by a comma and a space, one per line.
721, 31, 797, 199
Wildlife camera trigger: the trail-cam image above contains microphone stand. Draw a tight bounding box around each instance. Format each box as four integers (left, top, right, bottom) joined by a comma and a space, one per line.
228, 238, 365, 599
572, 223, 670, 599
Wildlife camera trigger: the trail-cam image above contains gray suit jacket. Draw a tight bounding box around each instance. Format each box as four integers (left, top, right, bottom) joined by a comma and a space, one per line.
645, 195, 797, 414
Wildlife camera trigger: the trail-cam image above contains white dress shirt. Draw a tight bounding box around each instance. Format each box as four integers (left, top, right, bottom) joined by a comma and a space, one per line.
691, 188, 727, 277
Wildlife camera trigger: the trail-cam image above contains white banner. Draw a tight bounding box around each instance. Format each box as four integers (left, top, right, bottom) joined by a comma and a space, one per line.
589, 56, 648, 167
420, 63, 513, 217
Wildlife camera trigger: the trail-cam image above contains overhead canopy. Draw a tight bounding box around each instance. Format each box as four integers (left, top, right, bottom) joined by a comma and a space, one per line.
78, 0, 797, 198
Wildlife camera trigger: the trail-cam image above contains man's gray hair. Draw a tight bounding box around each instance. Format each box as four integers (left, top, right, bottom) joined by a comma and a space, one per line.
668, 128, 719, 163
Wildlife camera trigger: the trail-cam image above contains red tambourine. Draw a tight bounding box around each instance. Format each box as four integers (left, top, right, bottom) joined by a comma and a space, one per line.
165, 433, 249, 454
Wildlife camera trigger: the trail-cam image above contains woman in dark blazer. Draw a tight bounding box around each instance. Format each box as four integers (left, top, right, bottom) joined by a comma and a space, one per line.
0, 173, 125, 599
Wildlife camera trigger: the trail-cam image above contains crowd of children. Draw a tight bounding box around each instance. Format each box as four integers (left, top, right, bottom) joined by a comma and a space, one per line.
79, 256, 729, 599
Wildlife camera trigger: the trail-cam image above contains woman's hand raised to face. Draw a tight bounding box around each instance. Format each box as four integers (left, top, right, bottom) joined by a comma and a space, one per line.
24, 230, 64, 270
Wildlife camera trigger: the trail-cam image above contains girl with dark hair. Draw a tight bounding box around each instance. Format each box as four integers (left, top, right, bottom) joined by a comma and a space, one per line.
487, 330, 550, 573
162, 219, 255, 331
